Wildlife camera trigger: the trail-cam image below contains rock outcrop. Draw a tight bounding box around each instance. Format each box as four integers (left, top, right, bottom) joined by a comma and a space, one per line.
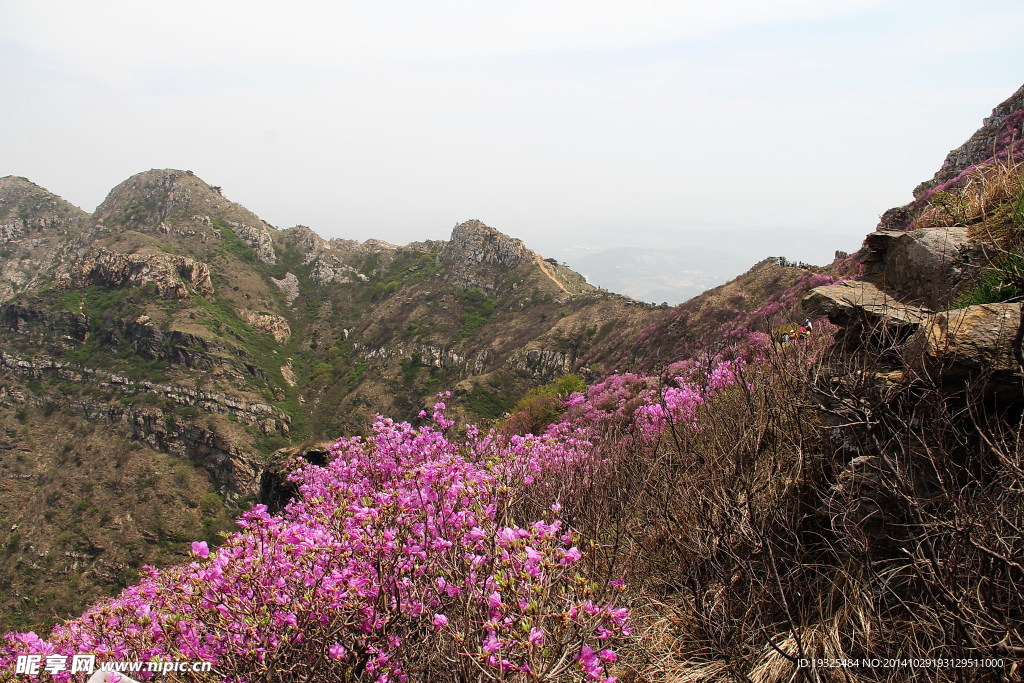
234, 223, 277, 265
1, 305, 90, 345
357, 342, 491, 376
801, 281, 931, 343
438, 220, 533, 278
271, 272, 301, 303
93, 170, 273, 247
241, 310, 291, 342
917, 84, 1024, 199
79, 248, 214, 298
0, 176, 95, 301
879, 84, 1024, 230
909, 303, 1023, 388
258, 444, 331, 514
860, 227, 982, 309
281, 226, 420, 285
509, 348, 576, 381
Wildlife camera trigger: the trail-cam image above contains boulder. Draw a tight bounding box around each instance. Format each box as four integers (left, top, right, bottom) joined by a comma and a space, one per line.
258, 444, 331, 514
801, 280, 931, 345
909, 303, 1023, 389
861, 227, 980, 309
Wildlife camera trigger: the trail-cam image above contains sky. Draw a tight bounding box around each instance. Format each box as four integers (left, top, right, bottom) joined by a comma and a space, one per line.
3, 1, 1023, 302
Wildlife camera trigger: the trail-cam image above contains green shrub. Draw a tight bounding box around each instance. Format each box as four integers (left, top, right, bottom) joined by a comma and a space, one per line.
954, 251, 1024, 307
200, 492, 224, 515
503, 374, 586, 434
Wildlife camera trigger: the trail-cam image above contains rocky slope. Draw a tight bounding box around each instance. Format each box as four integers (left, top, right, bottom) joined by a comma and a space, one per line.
0, 177, 95, 301
804, 86, 1024, 396
5, 169, 803, 631
879, 84, 1024, 231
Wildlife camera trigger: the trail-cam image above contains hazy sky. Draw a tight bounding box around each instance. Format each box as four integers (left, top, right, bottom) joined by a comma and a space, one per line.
3, 1, 1023, 286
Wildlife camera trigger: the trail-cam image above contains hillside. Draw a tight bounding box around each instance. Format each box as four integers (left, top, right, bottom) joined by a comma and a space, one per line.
0, 169, 820, 632
2, 81, 1023, 680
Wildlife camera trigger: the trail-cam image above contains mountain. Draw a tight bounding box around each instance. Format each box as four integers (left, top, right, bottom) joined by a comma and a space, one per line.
20, 69, 1020, 631
3, 83, 1024, 680
0, 169, 820, 631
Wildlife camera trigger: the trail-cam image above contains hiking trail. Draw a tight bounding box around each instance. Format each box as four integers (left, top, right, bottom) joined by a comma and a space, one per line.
534, 254, 570, 294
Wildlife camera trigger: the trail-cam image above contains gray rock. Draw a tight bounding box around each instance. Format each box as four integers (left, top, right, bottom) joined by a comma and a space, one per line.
271, 271, 301, 303
801, 280, 932, 344
909, 303, 1023, 389
437, 220, 533, 288
233, 223, 277, 264
862, 227, 980, 308
78, 248, 214, 299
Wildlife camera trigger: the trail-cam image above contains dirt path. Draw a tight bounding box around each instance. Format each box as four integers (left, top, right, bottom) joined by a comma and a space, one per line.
534, 254, 570, 294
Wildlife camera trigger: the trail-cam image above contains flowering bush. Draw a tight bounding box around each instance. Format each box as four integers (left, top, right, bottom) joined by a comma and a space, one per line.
560, 359, 744, 443
1, 399, 629, 682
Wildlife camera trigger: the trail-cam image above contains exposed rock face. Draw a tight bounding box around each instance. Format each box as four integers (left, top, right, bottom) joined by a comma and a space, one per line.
286, 227, 357, 284
909, 303, 1023, 386
801, 281, 932, 343
0, 348, 287, 429
0, 176, 94, 301
918, 84, 1024, 198
438, 220, 533, 275
280, 359, 297, 387
281, 226, 426, 285
1, 305, 89, 345
509, 348, 576, 381
94, 170, 274, 249
241, 310, 291, 342
285, 225, 329, 259
271, 272, 301, 303
79, 248, 214, 298
0, 350, 288, 493
234, 224, 277, 264
258, 444, 330, 514
861, 227, 981, 309
101, 319, 218, 369
310, 254, 359, 285
357, 343, 491, 376
119, 408, 261, 493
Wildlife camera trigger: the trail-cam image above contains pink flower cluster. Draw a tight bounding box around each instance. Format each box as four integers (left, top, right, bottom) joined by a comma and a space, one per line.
1, 401, 628, 682
560, 359, 744, 443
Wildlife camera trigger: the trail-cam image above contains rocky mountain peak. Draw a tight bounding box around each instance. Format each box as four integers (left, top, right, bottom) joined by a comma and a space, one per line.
438, 219, 533, 270
282, 225, 328, 258
879, 82, 1024, 230
94, 169, 278, 264
922, 83, 1024, 196
0, 176, 94, 300
0, 175, 89, 226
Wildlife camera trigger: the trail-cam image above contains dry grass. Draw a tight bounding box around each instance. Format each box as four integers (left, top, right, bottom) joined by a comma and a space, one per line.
537, 328, 1024, 682
915, 158, 1024, 242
